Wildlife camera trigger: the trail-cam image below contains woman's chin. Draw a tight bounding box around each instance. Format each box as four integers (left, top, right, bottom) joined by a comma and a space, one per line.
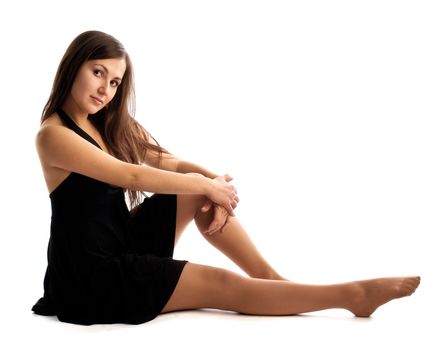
85, 105, 104, 115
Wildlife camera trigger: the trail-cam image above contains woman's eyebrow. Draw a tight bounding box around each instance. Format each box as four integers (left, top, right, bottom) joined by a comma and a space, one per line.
94, 63, 123, 81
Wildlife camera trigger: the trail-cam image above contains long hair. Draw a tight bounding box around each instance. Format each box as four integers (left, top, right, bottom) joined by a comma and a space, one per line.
41, 30, 168, 211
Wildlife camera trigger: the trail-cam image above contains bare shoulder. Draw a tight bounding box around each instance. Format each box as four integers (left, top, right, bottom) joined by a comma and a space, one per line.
36, 113, 64, 145
35, 113, 75, 193
39, 112, 64, 129
35, 114, 72, 161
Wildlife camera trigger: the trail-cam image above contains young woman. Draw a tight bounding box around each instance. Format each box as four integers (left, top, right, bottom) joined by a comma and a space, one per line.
32, 30, 420, 325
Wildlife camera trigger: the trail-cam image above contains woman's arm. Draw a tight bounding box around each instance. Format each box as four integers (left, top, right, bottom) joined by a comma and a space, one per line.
175, 160, 219, 179
142, 131, 237, 231
36, 125, 237, 214
142, 133, 219, 179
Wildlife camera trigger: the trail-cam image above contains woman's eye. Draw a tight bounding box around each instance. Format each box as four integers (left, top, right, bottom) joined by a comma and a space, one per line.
93, 69, 103, 77
111, 80, 119, 87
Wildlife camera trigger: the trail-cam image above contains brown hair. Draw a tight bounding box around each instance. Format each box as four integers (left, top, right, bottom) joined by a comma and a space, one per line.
41, 30, 168, 211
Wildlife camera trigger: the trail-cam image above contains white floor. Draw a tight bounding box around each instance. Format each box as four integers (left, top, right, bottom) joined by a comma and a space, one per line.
6, 293, 444, 350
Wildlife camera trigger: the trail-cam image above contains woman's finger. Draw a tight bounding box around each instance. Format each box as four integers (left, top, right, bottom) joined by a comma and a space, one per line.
201, 199, 213, 212
204, 207, 224, 235
207, 207, 229, 235
226, 204, 235, 217
224, 174, 233, 182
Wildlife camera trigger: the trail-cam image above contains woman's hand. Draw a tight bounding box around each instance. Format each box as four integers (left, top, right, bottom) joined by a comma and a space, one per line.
201, 174, 236, 235
205, 174, 239, 217
200, 200, 231, 235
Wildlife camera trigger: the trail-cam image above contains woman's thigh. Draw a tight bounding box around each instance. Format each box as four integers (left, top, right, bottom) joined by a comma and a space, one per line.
161, 262, 242, 313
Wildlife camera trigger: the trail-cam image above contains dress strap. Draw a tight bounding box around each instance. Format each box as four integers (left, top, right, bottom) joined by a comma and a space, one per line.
56, 108, 103, 150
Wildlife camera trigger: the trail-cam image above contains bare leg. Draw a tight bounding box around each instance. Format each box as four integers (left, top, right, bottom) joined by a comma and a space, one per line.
162, 262, 420, 317
175, 194, 285, 280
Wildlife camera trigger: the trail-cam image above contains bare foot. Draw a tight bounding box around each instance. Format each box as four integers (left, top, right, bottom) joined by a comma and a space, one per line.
348, 276, 421, 317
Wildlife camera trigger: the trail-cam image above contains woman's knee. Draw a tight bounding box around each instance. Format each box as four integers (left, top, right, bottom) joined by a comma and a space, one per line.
184, 263, 238, 292
177, 193, 208, 217
175, 193, 210, 244
201, 265, 240, 289
184, 173, 214, 212
195, 265, 245, 309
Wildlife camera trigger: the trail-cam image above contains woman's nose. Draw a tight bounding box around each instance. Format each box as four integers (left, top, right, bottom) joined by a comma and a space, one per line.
98, 84, 109, 96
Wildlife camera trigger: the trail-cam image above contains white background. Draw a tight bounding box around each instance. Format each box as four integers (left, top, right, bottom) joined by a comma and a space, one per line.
0, 0, 446, 349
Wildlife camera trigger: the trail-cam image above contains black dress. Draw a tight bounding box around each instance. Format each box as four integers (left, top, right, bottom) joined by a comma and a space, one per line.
32, 108, 188, 325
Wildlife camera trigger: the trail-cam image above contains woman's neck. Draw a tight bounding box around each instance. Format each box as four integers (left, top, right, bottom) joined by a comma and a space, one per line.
61, 99, 89, 126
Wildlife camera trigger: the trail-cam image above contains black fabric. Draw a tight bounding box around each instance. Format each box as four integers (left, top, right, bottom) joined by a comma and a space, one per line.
32, 108, 187, 325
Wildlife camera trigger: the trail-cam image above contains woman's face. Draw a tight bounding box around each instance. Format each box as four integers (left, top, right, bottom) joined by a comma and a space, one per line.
69, 58, 127, 115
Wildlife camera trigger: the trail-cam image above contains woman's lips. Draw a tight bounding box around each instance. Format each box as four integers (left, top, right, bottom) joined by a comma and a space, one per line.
91, 96, 104, 105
